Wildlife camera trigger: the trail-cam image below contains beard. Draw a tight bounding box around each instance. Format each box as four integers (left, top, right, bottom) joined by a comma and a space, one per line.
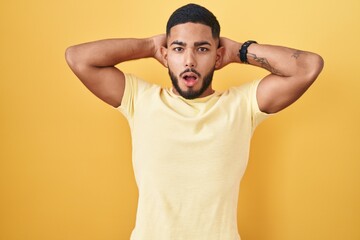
168, 67, 215, 100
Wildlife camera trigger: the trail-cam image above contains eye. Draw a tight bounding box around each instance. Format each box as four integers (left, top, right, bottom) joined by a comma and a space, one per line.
173, 47, 184, 52
198, 47, 209, 52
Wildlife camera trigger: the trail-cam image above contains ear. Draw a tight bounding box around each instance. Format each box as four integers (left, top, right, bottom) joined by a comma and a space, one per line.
215, 46, 225, 70
160, 46, 168, 68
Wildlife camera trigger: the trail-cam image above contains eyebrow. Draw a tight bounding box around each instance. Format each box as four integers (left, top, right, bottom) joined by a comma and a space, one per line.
170, 40, 212, 47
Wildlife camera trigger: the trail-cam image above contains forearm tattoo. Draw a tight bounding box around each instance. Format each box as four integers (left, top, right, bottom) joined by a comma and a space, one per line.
247, 50, 305, 76
292, 50, 304, 59
247, 53, 282, 75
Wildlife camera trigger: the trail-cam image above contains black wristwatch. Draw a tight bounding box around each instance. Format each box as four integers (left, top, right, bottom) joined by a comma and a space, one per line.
239, 40, 257, 64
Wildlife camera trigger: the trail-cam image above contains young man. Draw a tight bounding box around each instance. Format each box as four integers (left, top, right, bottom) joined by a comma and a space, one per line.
65, 3, 323, 240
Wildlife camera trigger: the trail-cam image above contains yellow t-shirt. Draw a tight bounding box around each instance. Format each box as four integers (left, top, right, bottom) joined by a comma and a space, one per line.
117, 74, 270, 240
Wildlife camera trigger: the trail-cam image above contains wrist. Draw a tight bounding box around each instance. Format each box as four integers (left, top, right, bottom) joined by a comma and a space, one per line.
224, 40, 242, 64
150, 34, 167, 66
150, 34, 166, 57
239, 40, 258, 64
231, 42, 243, 63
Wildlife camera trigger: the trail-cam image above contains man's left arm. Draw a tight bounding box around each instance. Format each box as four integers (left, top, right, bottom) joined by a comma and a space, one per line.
218, 38, 324, 114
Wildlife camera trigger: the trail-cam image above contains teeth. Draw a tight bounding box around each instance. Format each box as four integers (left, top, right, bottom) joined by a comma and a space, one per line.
184, 75, 196, 80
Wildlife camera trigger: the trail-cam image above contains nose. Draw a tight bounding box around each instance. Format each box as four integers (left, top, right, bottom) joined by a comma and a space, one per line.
184, 50, 196, 68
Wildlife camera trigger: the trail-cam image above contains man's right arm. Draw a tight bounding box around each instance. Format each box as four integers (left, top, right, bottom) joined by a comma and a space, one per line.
65, 35, 166, 108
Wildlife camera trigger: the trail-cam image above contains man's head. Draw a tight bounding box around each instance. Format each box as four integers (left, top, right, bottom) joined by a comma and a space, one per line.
161, 4, 224, 99
166, 3, 221, 41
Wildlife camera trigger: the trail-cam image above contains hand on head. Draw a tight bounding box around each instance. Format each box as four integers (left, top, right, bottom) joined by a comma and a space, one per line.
152, 34, 167, 67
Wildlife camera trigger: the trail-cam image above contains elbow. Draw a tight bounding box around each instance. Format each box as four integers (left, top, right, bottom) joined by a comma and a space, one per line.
65, 46, 77, 69
303, 53, 324, 84
65, 45, 87, 74
312, 53, 324, 76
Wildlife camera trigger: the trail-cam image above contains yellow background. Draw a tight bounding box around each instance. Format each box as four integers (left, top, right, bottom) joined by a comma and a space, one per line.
1, 0, 359, 239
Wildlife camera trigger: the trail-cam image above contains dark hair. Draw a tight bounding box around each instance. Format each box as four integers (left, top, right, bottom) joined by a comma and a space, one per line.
166, 3, 220, 39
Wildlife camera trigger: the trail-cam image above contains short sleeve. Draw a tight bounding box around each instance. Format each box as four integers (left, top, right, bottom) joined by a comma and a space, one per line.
116, 73, 152, 121
250, 79, 274, 130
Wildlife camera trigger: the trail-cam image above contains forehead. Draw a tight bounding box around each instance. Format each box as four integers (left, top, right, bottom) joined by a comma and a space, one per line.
168, 22, 215, 44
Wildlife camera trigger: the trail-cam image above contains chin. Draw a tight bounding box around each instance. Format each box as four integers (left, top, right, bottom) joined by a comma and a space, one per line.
168, 67, 215, 99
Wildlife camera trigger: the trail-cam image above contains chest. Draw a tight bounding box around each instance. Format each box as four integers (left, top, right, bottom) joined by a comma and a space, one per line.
130, 98, 253, 189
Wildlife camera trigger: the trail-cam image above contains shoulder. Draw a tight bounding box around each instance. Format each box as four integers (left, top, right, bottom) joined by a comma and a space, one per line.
222, 79, 262, 101
123, 73, 162, 96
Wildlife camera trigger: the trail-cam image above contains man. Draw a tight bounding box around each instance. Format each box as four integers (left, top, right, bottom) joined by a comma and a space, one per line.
65, 3, 323, 240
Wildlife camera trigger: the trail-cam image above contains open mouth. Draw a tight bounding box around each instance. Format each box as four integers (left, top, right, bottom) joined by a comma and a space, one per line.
182, 73, 198, 87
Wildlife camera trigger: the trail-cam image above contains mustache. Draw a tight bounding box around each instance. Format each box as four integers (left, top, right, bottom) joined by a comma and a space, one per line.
180, 68, 201, 78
